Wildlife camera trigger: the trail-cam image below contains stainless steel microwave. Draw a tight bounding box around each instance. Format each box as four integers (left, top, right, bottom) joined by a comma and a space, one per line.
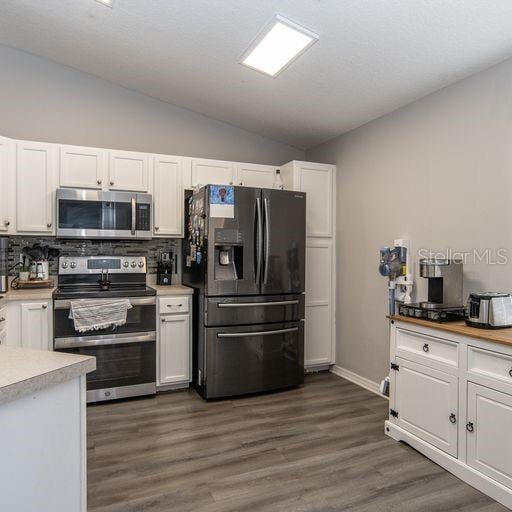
56, 188, 152, 239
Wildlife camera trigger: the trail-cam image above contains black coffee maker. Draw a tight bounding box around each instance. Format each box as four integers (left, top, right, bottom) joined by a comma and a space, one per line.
157, 251, 175, 285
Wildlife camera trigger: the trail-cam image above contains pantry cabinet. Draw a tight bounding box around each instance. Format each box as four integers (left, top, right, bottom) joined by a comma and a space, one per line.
59, 145, 106, 189
235, 162, 277, 188
388, 319, 512, 509
157, 296, 192, 387
0, 137, 15, 234
190, 158, 235, 187
108, 150, 150, 192
6, 300, 52, 350
16, 141, 57, 234
153, 155, 184, 237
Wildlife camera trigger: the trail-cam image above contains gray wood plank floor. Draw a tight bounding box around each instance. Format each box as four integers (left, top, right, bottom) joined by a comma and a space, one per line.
87, 372, 507, 512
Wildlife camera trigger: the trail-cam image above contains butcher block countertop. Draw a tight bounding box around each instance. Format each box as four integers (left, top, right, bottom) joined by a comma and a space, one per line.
390, 315, 512, 348
0, 346, 95, 406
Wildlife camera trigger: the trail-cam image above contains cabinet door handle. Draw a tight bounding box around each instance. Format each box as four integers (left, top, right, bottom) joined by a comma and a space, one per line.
97, 179, 102, 185
155, 226, 159, 231
4, 220, 10, 226
422, 343, 429, 352
42, 304, 48, 309
0, 317, 5, 322
110, 181, 114, 186
449, 413, 456, 424
47, 223, 52, 229
509, 368, 512, 378
466, 421, 474, 432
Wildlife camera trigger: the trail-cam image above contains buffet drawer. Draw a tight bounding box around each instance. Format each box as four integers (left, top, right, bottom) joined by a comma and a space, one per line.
468, 346, 512, 385
396, 328, 458, 370
159, 296, 189, 314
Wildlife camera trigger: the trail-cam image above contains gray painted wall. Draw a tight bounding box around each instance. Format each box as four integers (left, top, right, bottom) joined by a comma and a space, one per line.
307, 57, 512, 385
0, 44, 303, 164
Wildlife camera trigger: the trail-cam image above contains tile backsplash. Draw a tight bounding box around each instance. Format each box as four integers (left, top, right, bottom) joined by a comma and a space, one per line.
7, 236, 182, 276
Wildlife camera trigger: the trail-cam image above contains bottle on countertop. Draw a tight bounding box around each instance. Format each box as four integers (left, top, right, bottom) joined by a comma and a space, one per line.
273, 169, 284, 190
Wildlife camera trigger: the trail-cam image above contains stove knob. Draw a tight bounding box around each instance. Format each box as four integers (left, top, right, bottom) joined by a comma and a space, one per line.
70, 261, 77, 269
123, 261, 129, 268
61, 261, 68, 269
131, 261, 137, 268
138, 260, 144, 268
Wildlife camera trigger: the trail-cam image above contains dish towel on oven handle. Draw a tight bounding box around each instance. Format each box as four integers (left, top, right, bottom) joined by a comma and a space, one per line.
68, 299, 133, 333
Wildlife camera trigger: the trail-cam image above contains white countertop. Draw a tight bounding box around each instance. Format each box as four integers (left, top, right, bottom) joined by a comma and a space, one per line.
2, 287, 55, 302
0, 346, 95, 406
151, 284, 194, 296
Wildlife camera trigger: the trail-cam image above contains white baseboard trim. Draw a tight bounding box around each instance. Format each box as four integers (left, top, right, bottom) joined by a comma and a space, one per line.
330, 365, 387, 399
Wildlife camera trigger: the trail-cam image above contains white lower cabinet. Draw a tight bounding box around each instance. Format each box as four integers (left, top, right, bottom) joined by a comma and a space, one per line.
157, 297, 191, 387
467, 383, 512, 488
394, 357, 458, 457
6, 300, 52, 350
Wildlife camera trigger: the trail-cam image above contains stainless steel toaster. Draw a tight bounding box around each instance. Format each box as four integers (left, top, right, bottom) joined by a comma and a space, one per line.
466, 292, 512, 329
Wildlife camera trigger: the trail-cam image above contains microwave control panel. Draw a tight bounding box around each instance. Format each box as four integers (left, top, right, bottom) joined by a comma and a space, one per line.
136, 203, 151, 231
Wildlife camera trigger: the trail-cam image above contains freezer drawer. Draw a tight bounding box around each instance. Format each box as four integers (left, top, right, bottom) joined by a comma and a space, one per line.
205, 294, 305, 326
202, 321, 304, 399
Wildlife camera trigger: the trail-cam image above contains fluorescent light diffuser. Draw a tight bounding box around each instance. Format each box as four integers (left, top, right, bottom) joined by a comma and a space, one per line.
241, 16, 318, 77
95, 0, 114, 7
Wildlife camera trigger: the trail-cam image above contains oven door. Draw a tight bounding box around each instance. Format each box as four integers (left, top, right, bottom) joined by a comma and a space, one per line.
53, 297, 156, 338
55, 332, 156, 402
56, 188, 145, 239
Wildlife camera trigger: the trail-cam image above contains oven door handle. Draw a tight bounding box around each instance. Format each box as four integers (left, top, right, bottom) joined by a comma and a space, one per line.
54, 331, 156, 349
54, 297, 156, 309
217, 327, 299, 338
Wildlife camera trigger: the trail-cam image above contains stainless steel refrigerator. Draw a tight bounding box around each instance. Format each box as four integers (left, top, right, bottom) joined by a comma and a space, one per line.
183, 185, 306, 399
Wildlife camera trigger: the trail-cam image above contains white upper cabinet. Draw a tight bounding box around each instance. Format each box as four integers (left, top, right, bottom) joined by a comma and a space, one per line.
281, 161, 335, 238
59, 145, 106, 189
16, 141, 57, 234
0, 137, 15, 233
191, 159, 235, 187
235, 163, 277, 188
108, 150, 150, 192
153, 155, 184, 237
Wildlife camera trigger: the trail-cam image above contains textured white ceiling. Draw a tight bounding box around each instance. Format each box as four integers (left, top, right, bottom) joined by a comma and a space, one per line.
2, 0, 512, 149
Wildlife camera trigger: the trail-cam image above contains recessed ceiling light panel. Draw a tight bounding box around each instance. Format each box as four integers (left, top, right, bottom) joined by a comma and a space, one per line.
241, 15, 318, 77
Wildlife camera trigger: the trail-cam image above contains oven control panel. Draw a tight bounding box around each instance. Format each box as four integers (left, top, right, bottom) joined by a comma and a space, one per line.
59, 256, 147, 275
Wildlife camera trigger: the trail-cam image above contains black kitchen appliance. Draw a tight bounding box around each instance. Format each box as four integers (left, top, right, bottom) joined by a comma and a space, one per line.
183, 185, 306, 399
157, 251, 176, 285
53, 256, 156, 403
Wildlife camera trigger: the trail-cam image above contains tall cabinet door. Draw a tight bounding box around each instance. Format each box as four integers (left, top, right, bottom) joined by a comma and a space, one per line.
261, 189, 306, 295
467, 383, 512, 488
20, 302, 51, 351
0, 137, 15, 233
305, 239, 334, 366
153, 155, 183, 237
16, 141, 57, 234
158, 314, 191, 385
394, 358, 458, 457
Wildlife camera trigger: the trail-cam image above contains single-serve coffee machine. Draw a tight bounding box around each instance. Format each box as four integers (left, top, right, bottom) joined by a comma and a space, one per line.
399, 258, 466, 321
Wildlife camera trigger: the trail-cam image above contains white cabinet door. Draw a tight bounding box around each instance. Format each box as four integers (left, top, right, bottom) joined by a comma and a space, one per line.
190, 159, 235, 187
0, 329, 6, 346
0, 137, 15, 233
59, 145, 105, 189
153, 155, 183, 237
394, 357, 458, 457
16, 141, 57, 234
158, 314, 191, 385
235, 163, 277, 188
467, 383, 512, 488
20, 302, 51, 351
305, 239, 334, 367
108, 150, 149, 192
296, 162, 334, 238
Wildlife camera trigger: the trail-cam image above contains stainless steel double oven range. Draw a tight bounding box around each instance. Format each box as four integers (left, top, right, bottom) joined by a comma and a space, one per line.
53, 256, 156, 403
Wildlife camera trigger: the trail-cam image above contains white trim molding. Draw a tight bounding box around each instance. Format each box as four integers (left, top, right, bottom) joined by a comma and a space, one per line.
330, 365, 387, 399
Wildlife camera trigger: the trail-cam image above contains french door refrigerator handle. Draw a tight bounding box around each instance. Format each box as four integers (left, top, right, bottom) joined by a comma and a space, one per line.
217, 327, 299, 338
131, 196, 136, 235
255, 197, 262, 284
263, 197, 270, 284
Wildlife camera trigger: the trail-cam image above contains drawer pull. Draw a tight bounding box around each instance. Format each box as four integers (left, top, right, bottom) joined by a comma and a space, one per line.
422, 343, 429, 353
466, 421, 474, 433
449, 413, 457, 424
167, 304, 183, 308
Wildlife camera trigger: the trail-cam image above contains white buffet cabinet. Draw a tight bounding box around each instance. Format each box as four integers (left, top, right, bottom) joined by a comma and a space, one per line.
387, 317, 512, 509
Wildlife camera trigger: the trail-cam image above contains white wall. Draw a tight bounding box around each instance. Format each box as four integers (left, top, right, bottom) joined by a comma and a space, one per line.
307, 56, 512, 384
0, 45, 303, 164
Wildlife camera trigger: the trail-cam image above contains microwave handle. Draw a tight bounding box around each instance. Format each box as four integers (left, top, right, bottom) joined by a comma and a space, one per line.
131, 197, 136, 236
